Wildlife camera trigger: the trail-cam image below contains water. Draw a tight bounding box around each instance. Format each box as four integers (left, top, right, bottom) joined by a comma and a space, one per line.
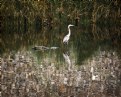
1, 23, 121, 97
1, 23, 121, 63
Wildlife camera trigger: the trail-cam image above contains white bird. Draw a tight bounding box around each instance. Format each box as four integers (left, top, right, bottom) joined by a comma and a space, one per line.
63, 24, 74, 44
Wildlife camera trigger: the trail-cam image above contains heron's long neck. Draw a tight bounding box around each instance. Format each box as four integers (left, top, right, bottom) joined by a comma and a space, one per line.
68, 27, 71, 36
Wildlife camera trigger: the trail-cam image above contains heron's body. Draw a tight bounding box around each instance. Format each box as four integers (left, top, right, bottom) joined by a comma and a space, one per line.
63, 34, 70, 44
63, 24, 74, 44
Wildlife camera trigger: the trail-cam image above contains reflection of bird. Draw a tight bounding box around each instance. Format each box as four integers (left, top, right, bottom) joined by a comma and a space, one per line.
63, 52, 71, 71
63, 24, 74, 44
63, 53, 71, 65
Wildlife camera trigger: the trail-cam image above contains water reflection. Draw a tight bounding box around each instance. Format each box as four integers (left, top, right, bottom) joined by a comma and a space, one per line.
1, 23, 121, 96
2, 25, 121, 62
63, 52, 71, 71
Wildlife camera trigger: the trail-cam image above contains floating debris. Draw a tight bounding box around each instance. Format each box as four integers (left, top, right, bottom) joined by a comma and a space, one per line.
32, 46, 49, 51
32, 46, 59, 51
49, 47, 59, 50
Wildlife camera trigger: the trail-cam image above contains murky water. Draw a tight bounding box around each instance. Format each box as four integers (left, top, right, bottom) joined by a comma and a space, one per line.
1, 24, 121, 97
1, 23, 121, 63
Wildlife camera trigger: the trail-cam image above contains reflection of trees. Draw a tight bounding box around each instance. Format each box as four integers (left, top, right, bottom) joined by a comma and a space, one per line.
1, 24, 121, 62
71, 24, 121, 65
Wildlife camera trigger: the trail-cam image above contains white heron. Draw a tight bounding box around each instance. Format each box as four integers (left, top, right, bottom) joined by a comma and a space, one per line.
63, 24, 74, 44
